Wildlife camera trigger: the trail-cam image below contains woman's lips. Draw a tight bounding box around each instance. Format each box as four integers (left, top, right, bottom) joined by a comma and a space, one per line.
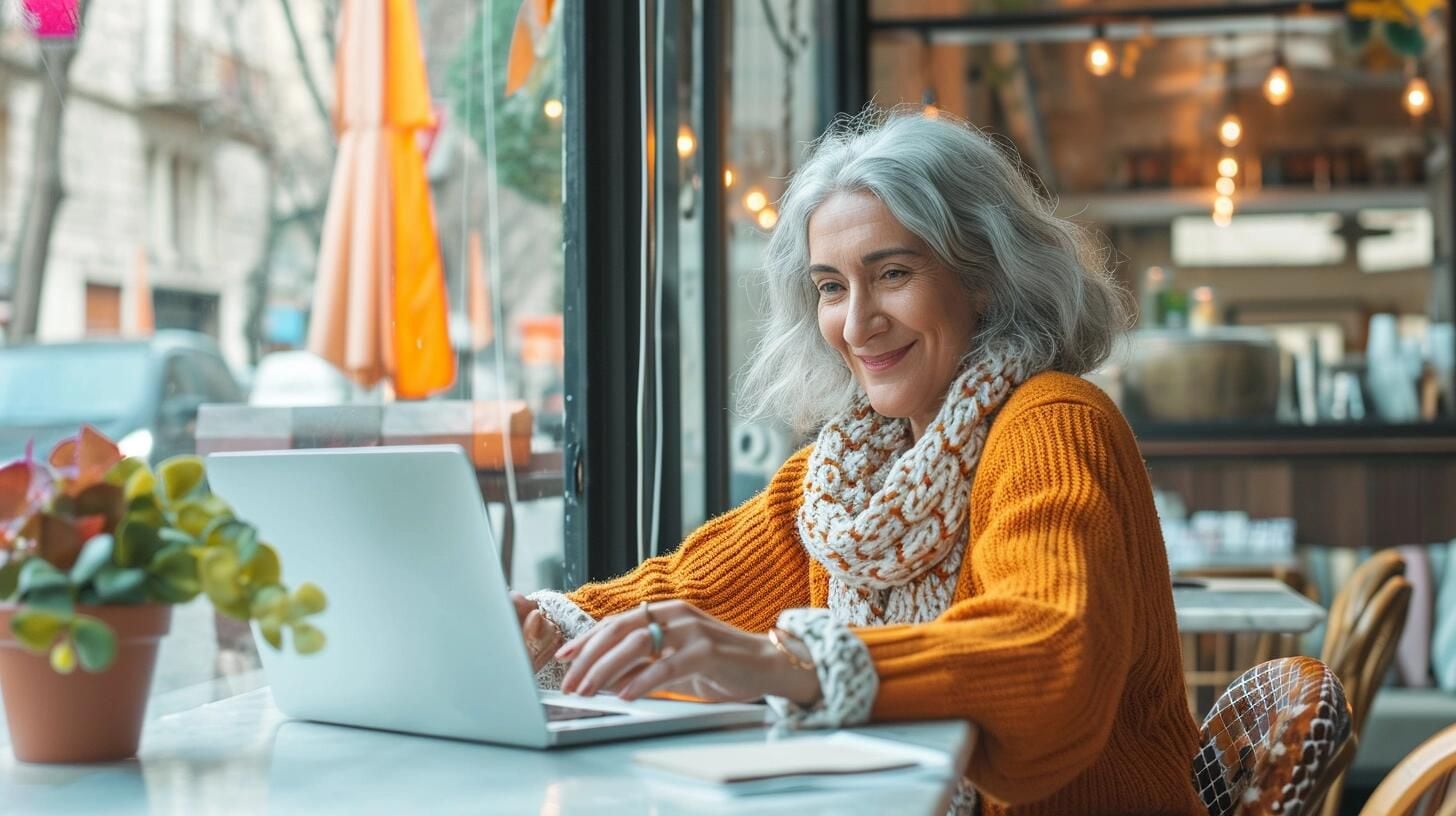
857, 342, 914, 372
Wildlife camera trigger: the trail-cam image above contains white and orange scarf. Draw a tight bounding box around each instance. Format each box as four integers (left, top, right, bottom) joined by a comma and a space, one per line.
798, 354, 1023, 626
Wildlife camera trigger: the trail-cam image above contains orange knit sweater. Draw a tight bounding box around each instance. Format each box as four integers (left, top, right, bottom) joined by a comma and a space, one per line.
567, 372, 1204, 815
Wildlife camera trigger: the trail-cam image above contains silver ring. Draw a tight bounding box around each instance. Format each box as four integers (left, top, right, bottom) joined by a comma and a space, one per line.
646, 621, 665, 658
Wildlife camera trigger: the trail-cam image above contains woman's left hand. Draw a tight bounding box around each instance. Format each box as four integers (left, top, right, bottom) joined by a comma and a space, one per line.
555, 600, 821, 706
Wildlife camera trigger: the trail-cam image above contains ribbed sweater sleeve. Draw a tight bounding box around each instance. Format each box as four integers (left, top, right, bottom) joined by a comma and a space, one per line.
853, 403, 1136, 806
565, 448, 813, 633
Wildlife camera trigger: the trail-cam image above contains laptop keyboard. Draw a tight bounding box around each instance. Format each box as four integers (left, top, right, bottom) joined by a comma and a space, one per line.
543, 703, 624, 722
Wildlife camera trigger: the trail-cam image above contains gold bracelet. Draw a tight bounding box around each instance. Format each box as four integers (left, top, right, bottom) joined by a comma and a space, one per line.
768, 627, 816, 673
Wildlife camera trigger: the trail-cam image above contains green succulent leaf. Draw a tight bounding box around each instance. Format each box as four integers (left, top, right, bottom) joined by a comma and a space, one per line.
23, 586, 74, 616
69, 534, 115, 586
115, 520, 163, 568
123, 466, 156, 503
104, 457, 147, 488
250, 584, 288, 620
125, 495, 166, 529
245, 543, 281, 587
156, 456, 207, 506
10, 608, 69, 652
205, 519, 259, 566
291, 622, 326, 655
158, 527, 196, 550
199, 547, 249, 619
258, 618, 283, 650
0, 559, 21, 600
145, 545, 200, 603
50, 638, 76, 674
173, 496, 232, 539
70, 615, 118, 672
290, 583, 327, 619
18, 558, 70, 596
94, 565, 147, 604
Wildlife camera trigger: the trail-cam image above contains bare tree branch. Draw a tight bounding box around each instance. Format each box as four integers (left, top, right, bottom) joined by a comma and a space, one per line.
278, 0, 333, 140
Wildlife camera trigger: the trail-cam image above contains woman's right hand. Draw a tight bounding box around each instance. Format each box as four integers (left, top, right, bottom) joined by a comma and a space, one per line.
510, 591, 565, 673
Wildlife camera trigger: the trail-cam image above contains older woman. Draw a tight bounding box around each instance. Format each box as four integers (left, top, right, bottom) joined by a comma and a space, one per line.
512, 111, 1204, 815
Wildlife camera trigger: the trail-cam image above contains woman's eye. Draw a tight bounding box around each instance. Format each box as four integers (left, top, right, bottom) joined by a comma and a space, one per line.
817, 281, 844, 295
883, 268, 909, 280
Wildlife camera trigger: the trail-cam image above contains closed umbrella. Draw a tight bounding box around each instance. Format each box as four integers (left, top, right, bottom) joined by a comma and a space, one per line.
308, 0, 454, 399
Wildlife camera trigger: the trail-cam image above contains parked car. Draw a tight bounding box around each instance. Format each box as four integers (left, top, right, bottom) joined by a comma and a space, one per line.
0, 331, 244, 465
247, 350, 379, 406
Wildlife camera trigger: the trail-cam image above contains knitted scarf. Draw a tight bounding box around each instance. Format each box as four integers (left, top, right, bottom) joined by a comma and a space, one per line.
798, 353, 1023, 626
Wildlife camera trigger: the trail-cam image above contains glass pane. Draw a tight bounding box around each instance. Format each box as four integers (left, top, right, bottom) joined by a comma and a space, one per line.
0, 1, 567, 692
724, 0, 822, 500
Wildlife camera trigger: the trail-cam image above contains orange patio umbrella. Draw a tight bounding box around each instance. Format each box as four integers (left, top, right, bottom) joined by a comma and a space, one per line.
308, 0, 454, 399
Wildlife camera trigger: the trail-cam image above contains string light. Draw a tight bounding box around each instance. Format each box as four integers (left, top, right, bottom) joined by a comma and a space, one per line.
1218, 112, 1243, 148
1213, 195, 1235, 216
1213, 210, 1233, 227
543, 98, 563, 119
744, 188, 768, 213
756, 206, 779, 230
1215, 177, 1235, 196
676, 125, 696, 159
1085, 24, 1115, 77
1404, 75, 1432, 117
1218, 157, 1239, 178
1263, 57, 1292, 106
723, 167, 735, 188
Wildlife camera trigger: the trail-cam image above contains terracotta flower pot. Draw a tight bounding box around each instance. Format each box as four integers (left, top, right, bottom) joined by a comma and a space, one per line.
0, 604, 172, 763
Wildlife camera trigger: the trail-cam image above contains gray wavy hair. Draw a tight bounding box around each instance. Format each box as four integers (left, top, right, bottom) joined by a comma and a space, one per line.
736, 108, 1129, 435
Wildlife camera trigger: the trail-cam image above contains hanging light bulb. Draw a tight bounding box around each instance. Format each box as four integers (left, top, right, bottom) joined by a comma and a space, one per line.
744, 188, 768, 213
1218, 112, 1243, 148
1263, 56, 1292, 106
723, 167, 735, 188
543, 98, 564, 120
676, 125, 697, 158
1213, 195, 1235, 216
1404, 74, 1433, 117
756, 206, 779, 230
1218, 156, 1239, 178
1215, 176, 1236, 196
1085, 24, 1115, 77
1213, 210, 1233, 227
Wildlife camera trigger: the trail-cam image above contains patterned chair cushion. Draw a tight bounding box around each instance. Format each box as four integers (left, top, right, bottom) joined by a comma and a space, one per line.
1193, 657, 1352, 816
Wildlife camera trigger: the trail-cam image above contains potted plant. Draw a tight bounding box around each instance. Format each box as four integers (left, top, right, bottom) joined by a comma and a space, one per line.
0, 426, 324, 763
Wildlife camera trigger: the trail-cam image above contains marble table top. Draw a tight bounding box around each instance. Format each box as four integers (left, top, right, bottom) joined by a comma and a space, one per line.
2, 673, 975, 815
1173, 577, 1327, 634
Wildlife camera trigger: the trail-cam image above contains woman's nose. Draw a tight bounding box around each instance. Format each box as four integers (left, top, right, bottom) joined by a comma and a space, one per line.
842, 290, 886, 348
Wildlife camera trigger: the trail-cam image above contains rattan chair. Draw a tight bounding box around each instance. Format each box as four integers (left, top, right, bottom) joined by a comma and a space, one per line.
1314, 550, 1414, 816
1360, 722, 1456, 816
1193, 656, 1354, 816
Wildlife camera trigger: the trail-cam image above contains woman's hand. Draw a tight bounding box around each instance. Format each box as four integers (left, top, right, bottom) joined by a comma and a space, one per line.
510, 591, 565, 673
555, 600, 821, 706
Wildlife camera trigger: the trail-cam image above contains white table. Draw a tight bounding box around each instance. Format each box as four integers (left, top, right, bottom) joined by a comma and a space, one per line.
1, 673, 975, 815
1173, 577, 1326, 634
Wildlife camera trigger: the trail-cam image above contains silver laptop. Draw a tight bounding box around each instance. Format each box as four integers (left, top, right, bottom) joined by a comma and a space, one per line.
205, 445, 766, 748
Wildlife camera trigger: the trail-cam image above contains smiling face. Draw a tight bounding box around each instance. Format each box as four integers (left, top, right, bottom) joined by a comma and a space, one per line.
808, 191, 979, 440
